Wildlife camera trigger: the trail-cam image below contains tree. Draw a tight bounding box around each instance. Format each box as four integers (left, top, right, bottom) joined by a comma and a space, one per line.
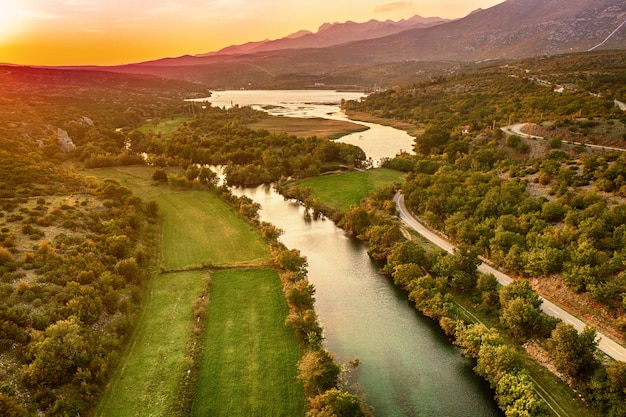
476, 274, 501, 313
306, 388, 366, 417
500, 297, 543, 340
499, 280, 546, 340
197, 166, 217, 186
432, 246, 480, 292
392, 263, 422, 289
115, 257, 141, 283
152, 169, 168, 183
22, 318, 91, 387
495, 370, 547, 416
547, 323, 599, 383
386, 240, 428, 271
499, 280, 541, 310
184, 164, 200, 182
274, 248, 308, 279
287, 280, 316, 311
365, 223, 405, 262
298, 349, 341, 397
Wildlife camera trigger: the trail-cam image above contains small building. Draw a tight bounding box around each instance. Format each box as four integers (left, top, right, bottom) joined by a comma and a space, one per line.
554, 85, 564, 93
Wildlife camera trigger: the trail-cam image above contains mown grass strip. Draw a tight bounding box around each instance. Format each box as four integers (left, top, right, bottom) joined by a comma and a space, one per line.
89, 166, 271, 269
295, 168, 404, 211
192, 268, 305, 417
94, 270, 209, 417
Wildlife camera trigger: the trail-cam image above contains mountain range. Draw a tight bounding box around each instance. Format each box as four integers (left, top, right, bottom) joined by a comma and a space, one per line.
60, 0, 626, 89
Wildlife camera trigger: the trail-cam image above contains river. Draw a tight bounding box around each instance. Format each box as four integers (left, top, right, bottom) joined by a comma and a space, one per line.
192, 90, 415, 167
209, 91, 502, 416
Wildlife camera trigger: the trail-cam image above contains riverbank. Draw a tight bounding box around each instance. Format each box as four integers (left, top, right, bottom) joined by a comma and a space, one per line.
283, 170, 601, 417
344, 109, 424, 137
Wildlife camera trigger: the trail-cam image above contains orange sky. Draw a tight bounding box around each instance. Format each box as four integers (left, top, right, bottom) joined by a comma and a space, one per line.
0, 0, 505, 66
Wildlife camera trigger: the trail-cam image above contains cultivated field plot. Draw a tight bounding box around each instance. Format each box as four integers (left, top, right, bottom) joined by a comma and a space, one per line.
192, 268, 304, 417
94, 270, 209, 417
89, 166, 271, 269
88, 166, 302, 416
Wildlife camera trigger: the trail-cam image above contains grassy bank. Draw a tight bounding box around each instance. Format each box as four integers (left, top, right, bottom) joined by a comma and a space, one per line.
192, 269, 304, 417
294, 168, 404, 211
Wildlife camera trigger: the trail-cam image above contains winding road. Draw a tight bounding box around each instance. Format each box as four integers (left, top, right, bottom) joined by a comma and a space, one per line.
394, 192, 626, 362
501, 123, 626, 153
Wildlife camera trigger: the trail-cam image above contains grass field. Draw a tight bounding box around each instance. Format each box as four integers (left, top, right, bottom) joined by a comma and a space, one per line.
88, 166, 304, 416
133, 116, 192, 137
89, 166, 270, 269
94, 270, 209, 417
295, 168, 405, 211
192, 269, 304, 417
246, 116, 369, 139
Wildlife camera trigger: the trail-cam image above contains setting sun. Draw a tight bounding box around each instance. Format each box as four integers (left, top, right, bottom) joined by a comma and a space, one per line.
0, 0, 505, 66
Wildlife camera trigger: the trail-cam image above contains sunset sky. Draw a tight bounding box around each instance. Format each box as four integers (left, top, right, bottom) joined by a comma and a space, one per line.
0, 0, 505, 66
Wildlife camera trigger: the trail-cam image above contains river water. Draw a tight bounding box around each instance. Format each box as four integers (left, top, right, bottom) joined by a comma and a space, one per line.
210, 91, 502, 416
193, 90, 415, 167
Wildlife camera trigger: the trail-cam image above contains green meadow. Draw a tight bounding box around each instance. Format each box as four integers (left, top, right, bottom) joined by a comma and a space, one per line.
89, 166, 304, 417
192, 269, 304, 417
94, 270, 208, 417
295, 167, 404, 211
133, 116, 192, 137
89, 166, 270, 269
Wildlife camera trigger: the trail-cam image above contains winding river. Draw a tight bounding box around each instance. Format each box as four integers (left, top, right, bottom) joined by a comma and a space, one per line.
206, 91, 502, 416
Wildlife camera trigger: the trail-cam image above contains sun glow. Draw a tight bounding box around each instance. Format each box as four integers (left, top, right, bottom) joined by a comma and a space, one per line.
0, 0, 24, 43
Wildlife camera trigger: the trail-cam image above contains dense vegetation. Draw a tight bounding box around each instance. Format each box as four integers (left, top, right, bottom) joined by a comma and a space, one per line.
328, 50, 626, 416
0, 175, 157, 415
2, 49, 626, 416
0, 67, 369, 415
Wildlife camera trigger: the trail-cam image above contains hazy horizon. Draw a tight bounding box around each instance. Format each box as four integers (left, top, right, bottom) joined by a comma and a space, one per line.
0, 0, 505, 66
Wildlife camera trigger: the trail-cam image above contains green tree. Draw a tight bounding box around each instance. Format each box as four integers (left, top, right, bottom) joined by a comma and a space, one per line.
500, 297, 544, 340
298, 349, 341, 397
547, 323, 599, 383
386, 240, 428, 272
495, 370, 547, 417
392, 263, 422, 289
306, 388, 366, 417
365, 223, 405, 262
197, 166, 217, 186
184, 164, 200, 182
152, 168, 168, 183
22, 318, 91, 387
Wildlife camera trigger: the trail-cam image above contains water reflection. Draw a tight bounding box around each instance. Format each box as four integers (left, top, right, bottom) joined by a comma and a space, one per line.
234, 185, 502, 417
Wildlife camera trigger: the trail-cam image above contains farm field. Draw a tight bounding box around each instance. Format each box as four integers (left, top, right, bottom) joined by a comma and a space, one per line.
88, 166, 303, 416
89, 166, 270, 269
93, 270, 209, 417
294, 168, 405, 211
133, 116, 192, 137
192, 268, 304, 417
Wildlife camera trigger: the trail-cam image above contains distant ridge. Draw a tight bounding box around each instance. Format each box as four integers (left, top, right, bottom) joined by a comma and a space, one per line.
52, 0, 626, 89
196, 15, 450, 58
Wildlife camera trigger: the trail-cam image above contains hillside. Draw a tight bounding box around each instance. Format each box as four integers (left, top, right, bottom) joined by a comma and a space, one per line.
71, 0, 626, 90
